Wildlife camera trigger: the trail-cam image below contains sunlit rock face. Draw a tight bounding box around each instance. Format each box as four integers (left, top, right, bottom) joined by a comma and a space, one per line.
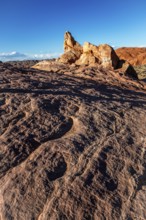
58, 32, 83, 64
59, 32, 119, 68
33, 32, 141, 79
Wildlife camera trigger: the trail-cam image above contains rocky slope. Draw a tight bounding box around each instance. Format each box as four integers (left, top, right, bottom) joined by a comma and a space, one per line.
116, 47, 146, 66
0, 60, 146, 219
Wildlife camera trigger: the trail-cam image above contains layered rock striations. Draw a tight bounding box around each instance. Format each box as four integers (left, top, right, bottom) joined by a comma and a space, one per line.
75, 41, 119, 68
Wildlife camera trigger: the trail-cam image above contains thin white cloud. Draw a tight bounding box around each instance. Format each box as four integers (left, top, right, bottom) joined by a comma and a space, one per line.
32, 52, 60, 59
138, 45, 146, 48
0, 51, 60, 62
0, 51, 26, 57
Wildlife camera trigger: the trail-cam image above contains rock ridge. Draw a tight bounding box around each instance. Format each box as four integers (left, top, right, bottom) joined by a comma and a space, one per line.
58, 31, 119, 69
33, 31, 137, 78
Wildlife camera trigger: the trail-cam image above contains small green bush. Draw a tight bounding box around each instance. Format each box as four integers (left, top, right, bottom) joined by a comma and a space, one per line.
134, 65, 146, 79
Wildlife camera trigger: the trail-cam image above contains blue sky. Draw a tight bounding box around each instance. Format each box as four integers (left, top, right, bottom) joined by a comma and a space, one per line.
0, 0, 146, 58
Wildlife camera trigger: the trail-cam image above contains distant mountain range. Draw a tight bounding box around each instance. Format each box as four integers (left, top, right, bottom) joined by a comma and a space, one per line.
0, 51, 60, 62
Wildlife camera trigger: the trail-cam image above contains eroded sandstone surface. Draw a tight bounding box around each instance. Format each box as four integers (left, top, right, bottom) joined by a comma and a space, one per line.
0, 61, 146, 219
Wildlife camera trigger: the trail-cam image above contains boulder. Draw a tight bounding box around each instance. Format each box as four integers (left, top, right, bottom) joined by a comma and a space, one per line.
118, 61, 137, 78
76, 52, 98, 66
76, 42, 100, 65
98, 44, 119, 69
76, 46, 99, 65
32, 60, 67, 73
76, 42, 119, 69
83, 42, 98, 53
58, 51, 78, 64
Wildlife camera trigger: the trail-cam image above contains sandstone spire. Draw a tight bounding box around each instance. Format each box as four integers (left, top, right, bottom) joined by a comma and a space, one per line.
58, 32, 83, 64
64, 31, 82, 54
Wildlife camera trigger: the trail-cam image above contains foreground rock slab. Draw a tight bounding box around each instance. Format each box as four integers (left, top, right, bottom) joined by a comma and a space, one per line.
0, 62, 146, 219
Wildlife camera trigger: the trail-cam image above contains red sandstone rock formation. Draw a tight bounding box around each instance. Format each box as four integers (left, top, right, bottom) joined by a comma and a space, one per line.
116, 47, 146, 66
76, 42, 119, 69
33, 32, 138, 79
59, 32, 119, 69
